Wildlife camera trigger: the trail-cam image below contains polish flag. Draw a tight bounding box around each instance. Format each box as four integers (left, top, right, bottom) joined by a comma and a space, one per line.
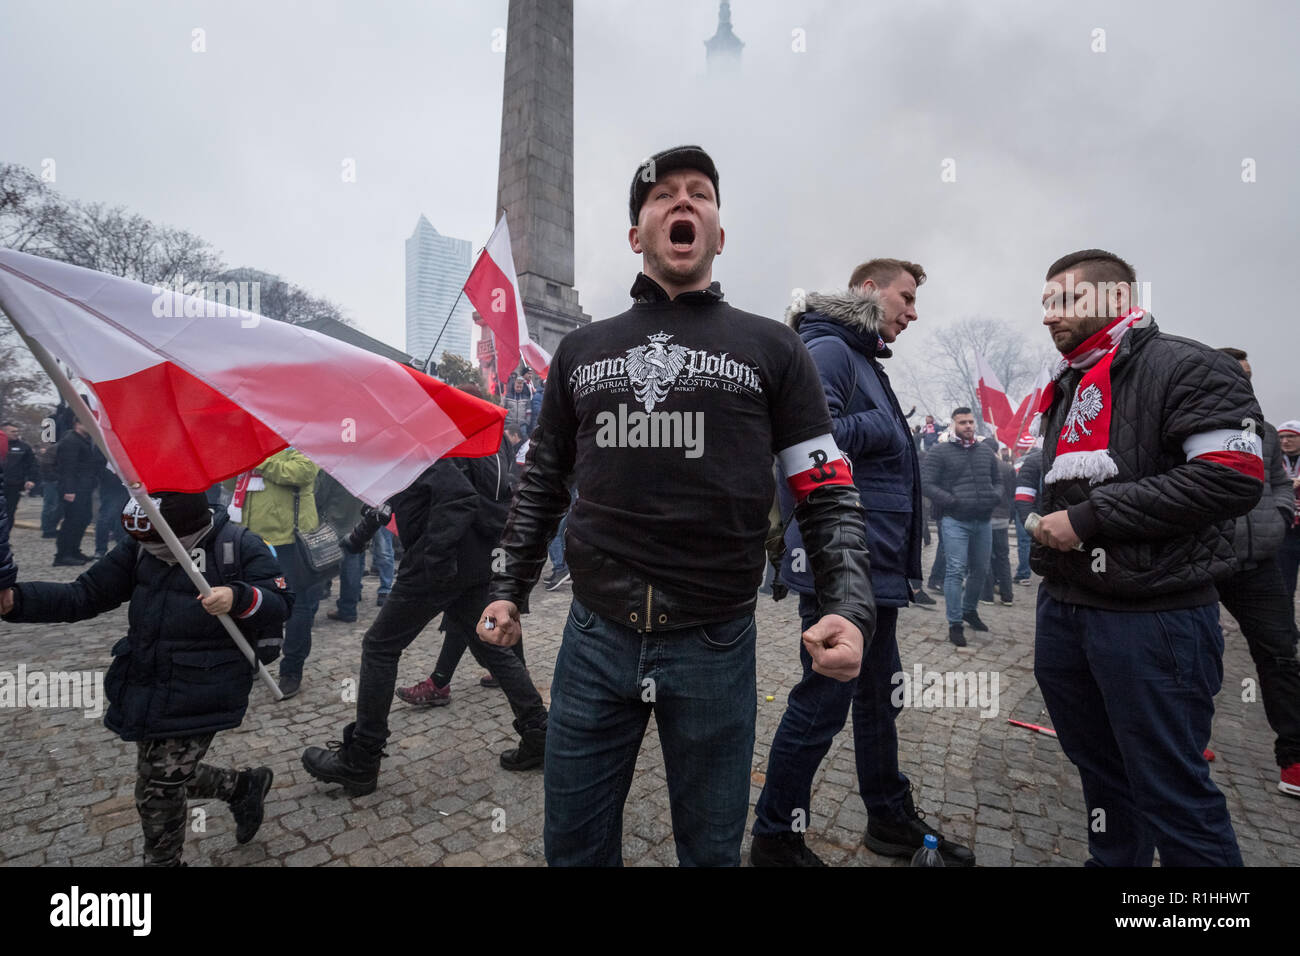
1000, 362, 1053, 452
0, 248, 505, 505
974, 351, 1015, 432
463, 215, 551, 387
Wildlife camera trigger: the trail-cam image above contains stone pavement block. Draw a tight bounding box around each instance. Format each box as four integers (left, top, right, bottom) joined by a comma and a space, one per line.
3, 523, 1299, 867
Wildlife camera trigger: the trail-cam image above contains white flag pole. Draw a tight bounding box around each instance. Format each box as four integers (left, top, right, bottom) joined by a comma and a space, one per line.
0, 310, 284, 700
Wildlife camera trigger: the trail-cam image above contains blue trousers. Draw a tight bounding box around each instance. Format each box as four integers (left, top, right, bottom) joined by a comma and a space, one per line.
335, 548, 365, 619
753, 599, 908, 837
940, 515, 991, 625
370, 528, 394, 596
545, 598, 756, 866
1034, 589, 1242, 866
277, 542, 322, 682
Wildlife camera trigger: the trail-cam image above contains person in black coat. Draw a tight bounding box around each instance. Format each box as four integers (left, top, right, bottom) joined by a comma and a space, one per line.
1, 492, 293, 866
2, 422, 38, 537
301, 438, 549, 796
53, 420, 103, 565
921, 410, 1002, 642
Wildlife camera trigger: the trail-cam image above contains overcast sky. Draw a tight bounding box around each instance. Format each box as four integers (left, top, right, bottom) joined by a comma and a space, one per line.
3, 0, 1297, 420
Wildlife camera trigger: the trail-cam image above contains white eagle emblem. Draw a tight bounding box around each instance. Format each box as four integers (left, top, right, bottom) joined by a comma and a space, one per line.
1063, 382, 1104, 444
624, 332, 689, 412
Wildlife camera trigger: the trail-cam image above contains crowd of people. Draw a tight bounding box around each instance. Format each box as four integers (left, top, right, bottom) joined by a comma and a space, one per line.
1, 144, 1298, 868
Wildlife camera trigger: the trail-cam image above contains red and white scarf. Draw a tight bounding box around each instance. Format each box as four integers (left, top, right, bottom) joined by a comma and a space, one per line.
226, 471, 264, 522
1037, 308, 1147, 485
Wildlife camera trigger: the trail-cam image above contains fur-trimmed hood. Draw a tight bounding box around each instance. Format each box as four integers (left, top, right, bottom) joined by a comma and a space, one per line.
786, 288, 890, 358
786, 288, 884, 335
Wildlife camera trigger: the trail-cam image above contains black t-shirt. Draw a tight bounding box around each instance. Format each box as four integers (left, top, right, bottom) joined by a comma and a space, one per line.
539, 276, 841, 604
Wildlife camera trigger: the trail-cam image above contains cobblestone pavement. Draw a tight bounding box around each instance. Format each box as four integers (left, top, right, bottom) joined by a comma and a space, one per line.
1, 516, 1298, 867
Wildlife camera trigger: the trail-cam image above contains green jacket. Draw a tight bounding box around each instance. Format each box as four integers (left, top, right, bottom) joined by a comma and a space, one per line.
239, 449, 320, 547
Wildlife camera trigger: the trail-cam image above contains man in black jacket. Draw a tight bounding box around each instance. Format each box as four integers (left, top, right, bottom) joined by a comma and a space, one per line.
477, 146, 873, 867
921, 409, 1002, 645
2, 422, 37, 537
53, 420, 103, 566
1, 492, 292, 866
1212, 349, 1300, 798
1030, 249, 1264, 866
302, 439, 549, 796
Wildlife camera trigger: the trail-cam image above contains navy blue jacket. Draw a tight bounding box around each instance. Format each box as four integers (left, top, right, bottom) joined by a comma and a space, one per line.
3, 512, 291, 740
779, 290, 923, 607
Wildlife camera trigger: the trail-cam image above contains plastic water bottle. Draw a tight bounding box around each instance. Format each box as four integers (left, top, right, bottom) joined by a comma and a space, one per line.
911, 833, 945, 867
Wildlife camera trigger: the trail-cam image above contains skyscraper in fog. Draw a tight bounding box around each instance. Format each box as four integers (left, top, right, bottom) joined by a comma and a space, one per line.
405, 215, 473, 368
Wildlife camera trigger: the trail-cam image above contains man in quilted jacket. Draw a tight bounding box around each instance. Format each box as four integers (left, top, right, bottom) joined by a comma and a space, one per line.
1030, 248, 1264, 866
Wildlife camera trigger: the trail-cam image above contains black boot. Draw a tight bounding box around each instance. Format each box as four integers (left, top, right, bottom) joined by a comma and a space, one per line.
500, 722, 546, 772
749, 832, 826, 867
863, 790, 976, 866
301, 722, 385, 796
228, 767, 273, 845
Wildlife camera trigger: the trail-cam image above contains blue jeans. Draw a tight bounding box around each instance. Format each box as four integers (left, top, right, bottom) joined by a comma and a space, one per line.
94, 472, 129, 554
545, 597, 757, 866
335, 548, 365, 619
41, 482, 63, 535
277, 542, 322, 681
940, 515, 992, 625
1034, 589, 1242, 866
547, 488, 577, 574
753, 599, 908, 837
370, 528, 394, 595
1013, 513, 1032, 580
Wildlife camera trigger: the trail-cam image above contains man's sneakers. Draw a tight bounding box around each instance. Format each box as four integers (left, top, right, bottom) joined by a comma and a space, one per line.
962, 610, 989, 632
911, 589, 937, 607
396, 676, 450, 707
948, 623, 967, 647
1014, 576, 1032, 586
229, 767, 274, 845
998, 596, 1014, 606
376, 592, 388, 607
749, 832, 826, 867
302, 722, 385, 796
545, 569, 571, 591
278, 674, 302, 700
326, 609, 357, 623
52, 553, 92, 567
1280, 763, 1300, 797
864, 792, 976, 867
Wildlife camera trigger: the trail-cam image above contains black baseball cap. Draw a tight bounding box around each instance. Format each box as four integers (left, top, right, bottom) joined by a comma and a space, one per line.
629, 145, 720, 225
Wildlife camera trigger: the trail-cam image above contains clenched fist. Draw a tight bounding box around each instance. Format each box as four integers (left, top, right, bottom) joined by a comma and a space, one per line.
802, 613, 863, 682
478, 600, 522, 647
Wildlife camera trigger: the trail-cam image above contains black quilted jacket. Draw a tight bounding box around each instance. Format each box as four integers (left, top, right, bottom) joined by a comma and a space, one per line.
1031, 318, 1264, 610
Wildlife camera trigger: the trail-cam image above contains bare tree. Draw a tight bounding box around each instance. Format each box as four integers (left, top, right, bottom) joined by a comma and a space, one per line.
894, 317, 1053, 432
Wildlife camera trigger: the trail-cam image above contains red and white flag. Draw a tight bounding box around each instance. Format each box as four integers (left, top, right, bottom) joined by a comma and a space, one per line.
463, 215, 551, 387
998, 361, 1052, 452
974, 351, 1014, 434
0, 248, 505, 505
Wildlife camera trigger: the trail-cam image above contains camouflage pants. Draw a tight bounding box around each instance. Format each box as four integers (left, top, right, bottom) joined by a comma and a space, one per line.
134, 733, 240, 867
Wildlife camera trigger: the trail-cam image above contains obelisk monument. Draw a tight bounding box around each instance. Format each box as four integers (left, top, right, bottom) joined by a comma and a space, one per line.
489, 0, 590, 365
